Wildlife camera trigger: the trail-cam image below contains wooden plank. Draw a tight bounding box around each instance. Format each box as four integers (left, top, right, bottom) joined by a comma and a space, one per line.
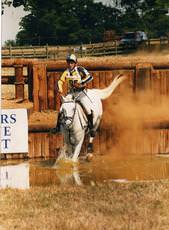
92, 71, 100, 88
2, 58, 169, 70
151, 69, 160, 102
33, 64, 40, 111
38, 64, 48, 111
28, 63, 33, 101
41, 133, 49, 158
49, 133, 63, 158
36, 133, 43, 157
47, 72, 55, 109
133, 129, 169, 155
54, 72, 62, 111
135, 63, 152, 91
99, 71, 106, 88
28, 133, 35, 158
14, 65, 24, 99
1, 128, 169, 160
32, 63, 47, 111
105, 71, 113, 86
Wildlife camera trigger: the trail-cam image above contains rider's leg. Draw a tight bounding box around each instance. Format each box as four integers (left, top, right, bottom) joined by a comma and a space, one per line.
78, 92, 95, 137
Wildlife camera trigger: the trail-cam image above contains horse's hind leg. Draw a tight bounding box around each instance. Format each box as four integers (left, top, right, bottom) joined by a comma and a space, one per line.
87, 135, 95, 153
87, 117, 100, 153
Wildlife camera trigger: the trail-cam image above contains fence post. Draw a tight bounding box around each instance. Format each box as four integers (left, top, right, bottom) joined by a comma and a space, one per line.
135, 63, 152, 92
33, 63, 47, 111
33, 47, 36, 57
103, 43, 105, 55
9, 45, 12, 58
115, 40, 117, 55
80, 44, 83, 57
28, 63, 33, 101
46, 44, 48, 59
57, 46, 59, 58
14, 64, 24, 100
92, 44, 94, 55
47, 72, 55, 109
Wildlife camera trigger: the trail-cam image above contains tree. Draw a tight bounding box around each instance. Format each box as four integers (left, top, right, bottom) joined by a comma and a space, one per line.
11, 0, 120, 45
112, 0, 169, 37
2, 0, 169, 45
141, 0, 169, 37
4, 39, 17, 47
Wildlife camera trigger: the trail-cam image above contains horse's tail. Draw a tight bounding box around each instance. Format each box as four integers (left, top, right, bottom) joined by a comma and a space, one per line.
92, 74, 127, 100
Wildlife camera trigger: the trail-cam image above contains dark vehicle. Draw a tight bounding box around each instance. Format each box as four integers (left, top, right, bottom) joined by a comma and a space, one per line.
119, 31, 148, 48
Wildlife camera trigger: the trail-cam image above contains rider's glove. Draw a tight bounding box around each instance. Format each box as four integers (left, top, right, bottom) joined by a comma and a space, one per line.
73, 82, 82, 89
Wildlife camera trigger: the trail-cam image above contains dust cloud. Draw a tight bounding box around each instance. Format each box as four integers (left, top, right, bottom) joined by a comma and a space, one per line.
100, 89, 169, 156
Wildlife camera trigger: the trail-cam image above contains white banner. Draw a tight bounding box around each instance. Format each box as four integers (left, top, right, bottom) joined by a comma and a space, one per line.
1, 109, 28, 153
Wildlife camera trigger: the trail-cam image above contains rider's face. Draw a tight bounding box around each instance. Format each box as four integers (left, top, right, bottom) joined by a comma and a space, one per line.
67, 60, 76, 70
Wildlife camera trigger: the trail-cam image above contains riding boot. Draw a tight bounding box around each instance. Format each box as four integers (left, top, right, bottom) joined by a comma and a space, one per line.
87, 113, 95, 137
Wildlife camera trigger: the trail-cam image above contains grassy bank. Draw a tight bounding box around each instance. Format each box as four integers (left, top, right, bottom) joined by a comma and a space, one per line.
1, 181, 169, 229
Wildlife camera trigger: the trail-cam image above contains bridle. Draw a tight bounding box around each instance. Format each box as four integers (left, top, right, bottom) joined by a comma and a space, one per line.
61, 101, 77, 129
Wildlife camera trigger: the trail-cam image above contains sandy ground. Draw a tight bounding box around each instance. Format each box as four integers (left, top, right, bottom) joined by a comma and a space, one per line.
1, 98, 58, 130
80, 52, 169, 64
1, 100, 58, 130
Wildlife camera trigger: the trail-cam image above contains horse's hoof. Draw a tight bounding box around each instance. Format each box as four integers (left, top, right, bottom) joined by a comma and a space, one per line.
87, 143, 93, 153
72, 158, 78, 163
86, 153, 93, 162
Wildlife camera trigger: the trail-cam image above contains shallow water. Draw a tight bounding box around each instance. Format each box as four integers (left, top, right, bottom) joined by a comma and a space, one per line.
0, 153, 169, 189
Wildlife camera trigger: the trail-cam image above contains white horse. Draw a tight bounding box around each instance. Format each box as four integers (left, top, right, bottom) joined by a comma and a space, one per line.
57, 74, 126, 162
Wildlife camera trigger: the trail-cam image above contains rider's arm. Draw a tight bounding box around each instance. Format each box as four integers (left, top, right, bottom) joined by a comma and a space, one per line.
58, 71, 67, 93
77, 66, 93, 85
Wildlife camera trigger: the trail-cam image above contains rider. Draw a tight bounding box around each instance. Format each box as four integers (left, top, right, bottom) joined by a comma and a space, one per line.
57, 54, 94, 136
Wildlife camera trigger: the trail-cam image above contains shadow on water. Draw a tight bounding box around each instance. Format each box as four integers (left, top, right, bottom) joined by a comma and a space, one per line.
1, 153, 169, 189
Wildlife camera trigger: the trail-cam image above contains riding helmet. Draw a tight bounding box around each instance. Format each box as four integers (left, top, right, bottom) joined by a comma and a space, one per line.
66, 54, 77, 63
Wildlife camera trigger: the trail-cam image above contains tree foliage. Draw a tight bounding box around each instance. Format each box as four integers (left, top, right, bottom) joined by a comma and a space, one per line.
12, 0, 121, 45
4, 39, 17, 47
2, 0, 169, 45
113, 0, 169, 37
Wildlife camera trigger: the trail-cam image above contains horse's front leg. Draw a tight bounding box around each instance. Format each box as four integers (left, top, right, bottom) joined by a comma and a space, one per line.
71, 131, 85, 162
57, 131, 71, 161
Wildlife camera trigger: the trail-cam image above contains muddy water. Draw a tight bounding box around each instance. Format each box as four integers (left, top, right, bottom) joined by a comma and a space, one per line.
1, 153, 169, 189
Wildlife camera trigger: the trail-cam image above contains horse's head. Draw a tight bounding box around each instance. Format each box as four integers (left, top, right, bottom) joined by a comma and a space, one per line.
60, 95, 76, 128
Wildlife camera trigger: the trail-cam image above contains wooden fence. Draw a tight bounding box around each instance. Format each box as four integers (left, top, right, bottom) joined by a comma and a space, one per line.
1, 59, 169, 159
2, 59, 169, 109
2, 38, 169, 59
2, 124, 169, 160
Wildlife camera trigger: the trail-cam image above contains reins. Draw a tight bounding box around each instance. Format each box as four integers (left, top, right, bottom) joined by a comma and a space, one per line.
62, 99, 86, 130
